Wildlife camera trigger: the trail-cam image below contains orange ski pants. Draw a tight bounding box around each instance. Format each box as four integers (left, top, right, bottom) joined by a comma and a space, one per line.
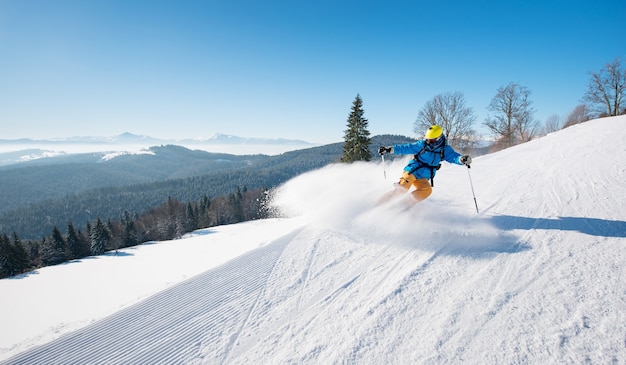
397, 171, 432, 202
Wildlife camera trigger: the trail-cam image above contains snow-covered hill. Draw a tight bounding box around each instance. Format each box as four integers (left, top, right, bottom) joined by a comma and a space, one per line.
1, 116, 625, 364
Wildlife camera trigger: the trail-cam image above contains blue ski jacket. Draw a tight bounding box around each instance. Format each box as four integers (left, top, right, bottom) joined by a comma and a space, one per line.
392, 137, 463, 180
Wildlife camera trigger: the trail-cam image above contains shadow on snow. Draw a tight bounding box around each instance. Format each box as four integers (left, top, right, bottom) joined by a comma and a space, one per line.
490, 215, 626, 238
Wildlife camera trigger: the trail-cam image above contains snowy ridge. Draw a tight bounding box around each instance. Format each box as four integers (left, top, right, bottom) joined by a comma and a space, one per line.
100, 149, 155, 161
1, 116, 625, 364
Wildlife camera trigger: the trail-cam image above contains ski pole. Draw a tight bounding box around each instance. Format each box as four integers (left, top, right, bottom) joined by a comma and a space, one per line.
381, 153, 387, 180
466, 166, 479, 214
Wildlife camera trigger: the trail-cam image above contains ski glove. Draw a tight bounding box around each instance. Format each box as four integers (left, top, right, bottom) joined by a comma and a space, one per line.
378, 146, 393, 155
460, 155, 472, 166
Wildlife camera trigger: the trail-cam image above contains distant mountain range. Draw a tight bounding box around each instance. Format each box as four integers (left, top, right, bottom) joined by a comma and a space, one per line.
0, 132, 318, 166
0, 132, 313, 146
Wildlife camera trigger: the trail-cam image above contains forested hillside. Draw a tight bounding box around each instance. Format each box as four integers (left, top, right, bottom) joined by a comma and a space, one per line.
0, 135, 415, 240
0, 145, 267, 214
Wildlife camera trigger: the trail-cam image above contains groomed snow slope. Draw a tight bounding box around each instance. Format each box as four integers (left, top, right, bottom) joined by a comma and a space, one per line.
1, 116, 625, 364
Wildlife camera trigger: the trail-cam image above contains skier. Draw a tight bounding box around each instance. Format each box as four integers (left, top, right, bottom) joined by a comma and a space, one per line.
378, 125, 472, 206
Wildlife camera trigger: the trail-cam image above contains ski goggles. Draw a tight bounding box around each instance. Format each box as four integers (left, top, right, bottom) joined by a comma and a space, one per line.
425, 136, 442, 144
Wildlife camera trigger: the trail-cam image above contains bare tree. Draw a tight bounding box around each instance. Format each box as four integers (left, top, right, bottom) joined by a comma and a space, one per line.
584, 57, 625, 117
414, 91, 477, 151
542, 114, 562, 135
484, 82, 539, 149
563, 104, 591, 128
516, 107, 540, 143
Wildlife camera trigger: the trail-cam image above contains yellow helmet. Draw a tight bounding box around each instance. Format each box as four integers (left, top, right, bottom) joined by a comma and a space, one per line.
425, 125, 443, 140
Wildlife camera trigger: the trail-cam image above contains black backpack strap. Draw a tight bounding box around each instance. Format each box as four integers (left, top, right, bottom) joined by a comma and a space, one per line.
430, 139, 446, 187
408, 140, 445, 187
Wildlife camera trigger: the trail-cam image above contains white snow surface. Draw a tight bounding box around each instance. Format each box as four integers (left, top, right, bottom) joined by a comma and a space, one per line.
1, 116, 625, 364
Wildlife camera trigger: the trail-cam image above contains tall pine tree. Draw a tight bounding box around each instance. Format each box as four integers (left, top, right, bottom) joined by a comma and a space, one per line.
41, 227, 67, 266
0, 234, 30, 278
341, 94, 372, 162
66, 221, 90, 259
90, 218, 110, 255
121, 210, 139, 247
11, 233, 30, 275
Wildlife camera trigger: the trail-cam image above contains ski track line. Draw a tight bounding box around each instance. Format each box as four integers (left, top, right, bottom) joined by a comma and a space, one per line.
220, 235, 288, 365
293, 273, 363, 339
297, 238, 319, 312
289, 241, 451, 347
0, 232, 296, 365
365, 246, 415, 298
322, 274, 361, 304
372, 242, 452, 310
294, 241, 400, 333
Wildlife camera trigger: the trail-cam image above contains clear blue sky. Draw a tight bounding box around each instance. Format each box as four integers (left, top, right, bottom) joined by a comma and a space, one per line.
1, 0, 624, 144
